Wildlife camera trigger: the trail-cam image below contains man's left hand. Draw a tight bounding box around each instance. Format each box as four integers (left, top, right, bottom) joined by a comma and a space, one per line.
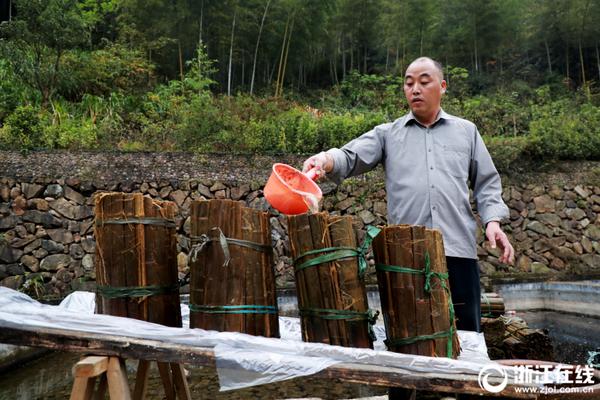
485, 221, 515, 265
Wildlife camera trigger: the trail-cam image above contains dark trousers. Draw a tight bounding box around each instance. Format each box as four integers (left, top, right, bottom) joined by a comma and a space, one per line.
389, 257, 481, 400
446, 256, 481, 333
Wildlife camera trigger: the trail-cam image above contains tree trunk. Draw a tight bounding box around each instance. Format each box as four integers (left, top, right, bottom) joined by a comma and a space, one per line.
342, 37, 346, 79
544, 39, 552, 74
241, 54, 245, 87
278, 17, 295, 97
9, 0, 12, 21
227, 12, 236, 96
473, 22, 478, 73
199, 0, 204, 44
419, 22, 424, 56
596, 43, 600, 83
350, 40, 354, 71
566, 46, 570, 82
363, 46, 367, 73
385, 47, 390, 73
250, 0, 270, 95
178, 41, 184, 82
275, 17, 290, 97
579, 39, 586, 86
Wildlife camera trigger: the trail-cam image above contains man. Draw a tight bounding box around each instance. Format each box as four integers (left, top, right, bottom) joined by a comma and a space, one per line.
303, 57, 514, 334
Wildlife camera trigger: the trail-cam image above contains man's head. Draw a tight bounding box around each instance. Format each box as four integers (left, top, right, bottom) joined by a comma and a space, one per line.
404, 57, 447, 125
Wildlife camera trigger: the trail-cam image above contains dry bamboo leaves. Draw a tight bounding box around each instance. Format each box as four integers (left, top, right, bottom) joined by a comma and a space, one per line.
94, 192, 181, 328
288, 212, 373, 348
189, 199, 279, 338
373, 224, 460, 358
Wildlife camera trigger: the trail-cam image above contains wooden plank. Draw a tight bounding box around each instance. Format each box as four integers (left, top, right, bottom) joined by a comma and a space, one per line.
425, 229, 448, 357
387, 225, 417, 354
170, 363, 192, 400
0, 324, 542, 398
69, 376, 96, 400
132, 360, 150, 400
72, 356, 109, 378
157, 362, 176, 400
288, 213, 329, 343
412, 225, 435, 356
190, 200, 209, 329
329, 216, 371, 349
106, 357, 132, 400
308, 212, 343, 346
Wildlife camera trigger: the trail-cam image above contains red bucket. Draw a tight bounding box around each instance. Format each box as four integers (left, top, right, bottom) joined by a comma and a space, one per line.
263, 163, 322, 215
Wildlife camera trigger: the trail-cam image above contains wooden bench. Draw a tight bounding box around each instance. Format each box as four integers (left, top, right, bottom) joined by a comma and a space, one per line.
70, 356, 191, 400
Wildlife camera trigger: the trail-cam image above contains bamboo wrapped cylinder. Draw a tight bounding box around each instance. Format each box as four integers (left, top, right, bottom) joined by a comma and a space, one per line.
189, 199, 279, 338
373, 224, 460, 358
287, 212, 373, 348
94, 193, 181, 328
481, 293, 505, 318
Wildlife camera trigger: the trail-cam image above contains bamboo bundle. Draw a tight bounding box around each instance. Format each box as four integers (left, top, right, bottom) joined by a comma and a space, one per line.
94, 193, 181, 327
481, 292, 505, 318
481, 317, 505, 348
502, 316, 554, 361
287, 212, 375, 348
189, 199, 279, 338
373, 224, 460, 358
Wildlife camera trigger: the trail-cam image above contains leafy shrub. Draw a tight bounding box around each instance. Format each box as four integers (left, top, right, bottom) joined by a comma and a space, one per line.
528, 101, 600, 159
0, 105, 45, 149
59, 43, 154, 100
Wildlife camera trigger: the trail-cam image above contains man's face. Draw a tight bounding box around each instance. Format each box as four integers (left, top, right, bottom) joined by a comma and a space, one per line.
403, 60, 446, 122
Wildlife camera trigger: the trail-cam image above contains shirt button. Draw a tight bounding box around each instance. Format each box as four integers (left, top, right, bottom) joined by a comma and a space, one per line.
430, 166, 434, 170
432, 206, 437, 210
431, 185, 435, 189
428, 148, 432, 152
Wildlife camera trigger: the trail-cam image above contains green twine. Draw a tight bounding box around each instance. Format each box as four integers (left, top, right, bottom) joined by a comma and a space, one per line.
481, 293, 494, 318
95, 217, 176, 229
189, 228, 271, 267
293, 225, 381, 278
300, 307, 380, 342
375, 252, 457, 358
189, 304, 278, 314
97, 283, 179, 299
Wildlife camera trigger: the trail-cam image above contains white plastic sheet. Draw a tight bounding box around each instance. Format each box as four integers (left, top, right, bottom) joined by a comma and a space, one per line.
0, 288, 532, 392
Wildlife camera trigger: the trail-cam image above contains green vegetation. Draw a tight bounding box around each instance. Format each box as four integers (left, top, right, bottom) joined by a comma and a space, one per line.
0, 0, 599, 163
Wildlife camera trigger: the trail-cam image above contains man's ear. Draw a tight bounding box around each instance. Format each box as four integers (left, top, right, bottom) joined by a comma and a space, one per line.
441, 79, 447, 94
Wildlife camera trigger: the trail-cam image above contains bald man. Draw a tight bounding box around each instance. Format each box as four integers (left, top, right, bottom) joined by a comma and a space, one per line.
303, 56, 513, 334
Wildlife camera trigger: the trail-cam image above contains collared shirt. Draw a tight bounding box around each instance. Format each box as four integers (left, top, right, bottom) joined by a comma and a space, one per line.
327, 109, 509, 259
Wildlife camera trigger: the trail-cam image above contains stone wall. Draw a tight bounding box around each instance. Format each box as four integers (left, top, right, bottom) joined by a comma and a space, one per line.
1, 151, 599, 299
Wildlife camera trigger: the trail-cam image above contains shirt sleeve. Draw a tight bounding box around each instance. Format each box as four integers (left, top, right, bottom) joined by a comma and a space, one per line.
469, 127, 509, 225
325, 122, 390, 184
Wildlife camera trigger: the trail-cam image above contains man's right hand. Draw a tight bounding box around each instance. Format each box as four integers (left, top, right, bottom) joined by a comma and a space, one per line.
302, 152, 334, 178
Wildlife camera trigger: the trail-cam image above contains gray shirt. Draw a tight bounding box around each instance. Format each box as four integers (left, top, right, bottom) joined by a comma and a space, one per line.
327, 109, 509, 259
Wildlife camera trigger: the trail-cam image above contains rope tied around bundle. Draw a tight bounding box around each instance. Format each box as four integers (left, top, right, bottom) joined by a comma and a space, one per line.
188, 227, 272, 267
189, 304, 278, 315
97, 283, 180, 299
293, 225, 381, 279
181, 226, 272, 288
299, 307, 380, 342
375, 252, 457, 358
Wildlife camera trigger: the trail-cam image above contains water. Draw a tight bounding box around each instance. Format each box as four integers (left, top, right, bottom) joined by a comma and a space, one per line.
517, 310, 600, 366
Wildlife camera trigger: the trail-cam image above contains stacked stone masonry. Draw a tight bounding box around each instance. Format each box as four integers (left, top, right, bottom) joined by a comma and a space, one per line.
1, 152, 599, 299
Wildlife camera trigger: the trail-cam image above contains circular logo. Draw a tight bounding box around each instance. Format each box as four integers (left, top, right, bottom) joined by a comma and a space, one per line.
478, 365, 509, 393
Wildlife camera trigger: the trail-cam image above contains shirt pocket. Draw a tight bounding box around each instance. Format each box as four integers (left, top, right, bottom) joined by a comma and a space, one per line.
441, 144, 470, 179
